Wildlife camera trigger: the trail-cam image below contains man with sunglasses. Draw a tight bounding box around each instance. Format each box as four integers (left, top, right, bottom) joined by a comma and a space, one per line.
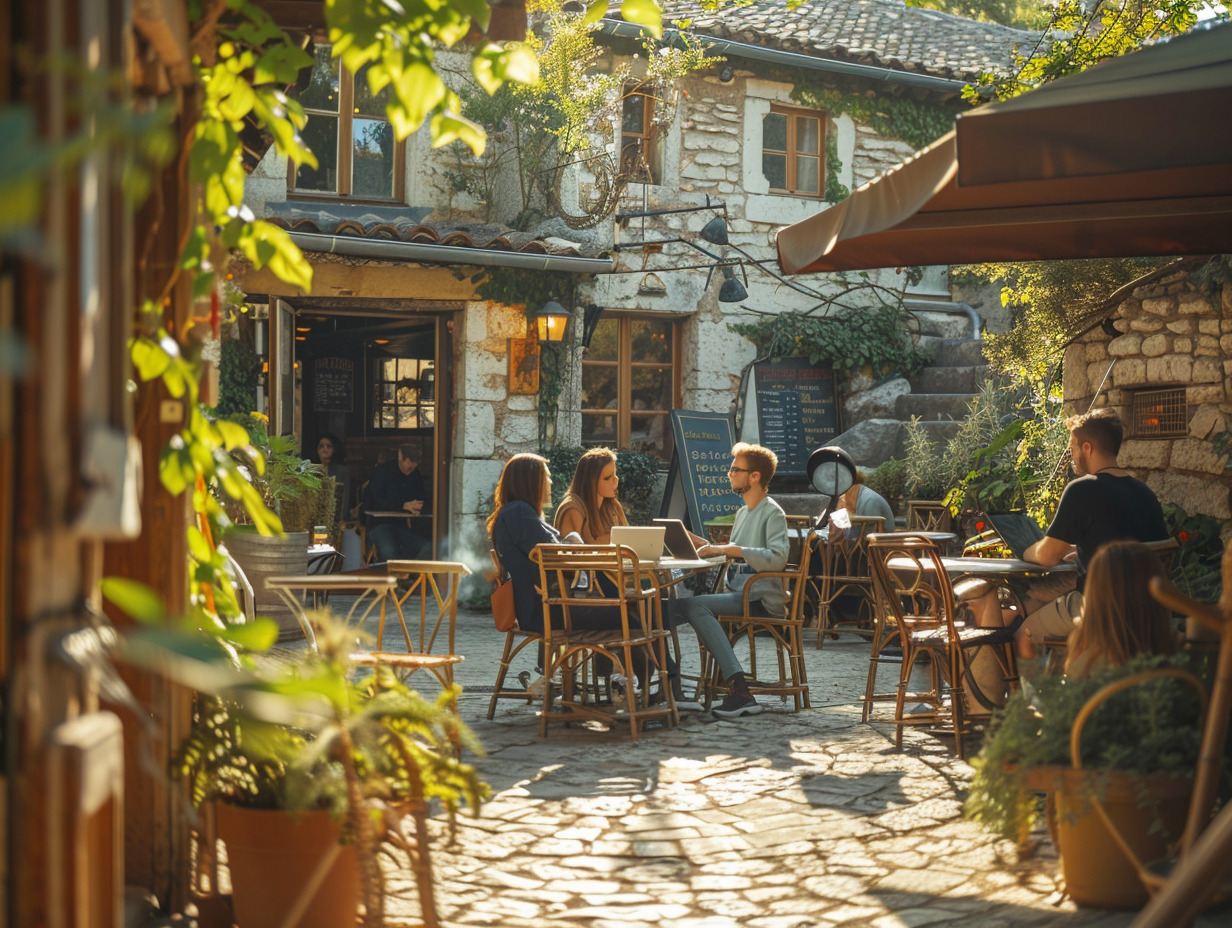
677, 442, 790, 719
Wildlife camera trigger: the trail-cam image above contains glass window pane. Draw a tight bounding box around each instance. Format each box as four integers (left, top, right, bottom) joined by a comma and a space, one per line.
419, 406, 434, 428
630, 319, 672, 364
582, 412, 617, 445
294, 45, 339, 112
586, 319, 618, 361
622, 93, 646, 135
352, 118, 394, 197
582, 366, 618, 412
763, 152, 787, 189
796, 116, 820, 155
796, 155, 820, 194
630, 413, 670, 458
295, 115, 338, 191
631, 366, 672, 411
763, 112, 787, 152
353, 64, 389, 118
381, 358, 398, 379
397, 408, 418, 429
378, 407, 395, 428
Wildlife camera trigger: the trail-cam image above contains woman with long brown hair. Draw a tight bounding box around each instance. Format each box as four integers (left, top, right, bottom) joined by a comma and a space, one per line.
554, 447, 628, 545
555, 448, 628, 597
487, 453, 639, 641
1065, 539, 1177, 678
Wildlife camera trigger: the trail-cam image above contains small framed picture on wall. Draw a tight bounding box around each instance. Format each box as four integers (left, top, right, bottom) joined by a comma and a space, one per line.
508, 338, 540, 395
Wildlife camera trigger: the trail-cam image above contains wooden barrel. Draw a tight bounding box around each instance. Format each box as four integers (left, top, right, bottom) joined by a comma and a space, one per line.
225, 529, 310, 640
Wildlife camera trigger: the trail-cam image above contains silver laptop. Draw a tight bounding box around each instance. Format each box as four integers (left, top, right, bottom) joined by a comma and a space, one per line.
609, 526, 667, 563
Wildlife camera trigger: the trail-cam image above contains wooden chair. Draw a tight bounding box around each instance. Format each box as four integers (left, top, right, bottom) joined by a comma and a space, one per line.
487, 553, 549, 719
906, 500, 952, 534
814, 515, 885, 648
866, 533, 1021, 758
531, 544, 676, 740
705, 524, 822, 713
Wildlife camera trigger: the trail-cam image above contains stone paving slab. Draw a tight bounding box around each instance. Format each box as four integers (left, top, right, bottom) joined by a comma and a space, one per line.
295, 599, 1231, 927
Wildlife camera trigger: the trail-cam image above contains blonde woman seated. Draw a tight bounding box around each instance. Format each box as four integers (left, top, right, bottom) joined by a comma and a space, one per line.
1065, 540, 1178, 679
555, 448, 628, 597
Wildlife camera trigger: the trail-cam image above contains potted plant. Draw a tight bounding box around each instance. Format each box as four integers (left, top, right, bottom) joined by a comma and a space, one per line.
218, 413, 337, 637
175, 614, 486, 928
966, 653, 1227, 908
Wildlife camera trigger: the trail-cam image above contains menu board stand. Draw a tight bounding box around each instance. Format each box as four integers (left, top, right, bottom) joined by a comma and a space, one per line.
753, 359, 838, 476
659, 410, 744, 531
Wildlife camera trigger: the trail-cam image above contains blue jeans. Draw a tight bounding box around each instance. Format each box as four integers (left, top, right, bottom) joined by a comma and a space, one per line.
369, 521, 430, 562
671, 591, 766, 681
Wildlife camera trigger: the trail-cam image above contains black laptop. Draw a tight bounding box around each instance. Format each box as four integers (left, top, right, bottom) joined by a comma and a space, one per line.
984, 511, 1046, 560
653, 518, 702, 559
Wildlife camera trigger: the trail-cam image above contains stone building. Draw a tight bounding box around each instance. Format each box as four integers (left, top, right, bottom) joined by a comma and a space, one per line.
236, 0, 1033, 564
1064, 263, 1232, 522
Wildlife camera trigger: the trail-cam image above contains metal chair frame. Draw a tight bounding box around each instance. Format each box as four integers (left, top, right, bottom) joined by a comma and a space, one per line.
866, 533, 1020, 758
705, 525, 821, 712
814, 515, 885, 648
531, 544, 677, 740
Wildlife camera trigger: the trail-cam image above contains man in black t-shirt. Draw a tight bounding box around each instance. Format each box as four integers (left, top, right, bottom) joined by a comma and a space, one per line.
978, 409, 1168, 658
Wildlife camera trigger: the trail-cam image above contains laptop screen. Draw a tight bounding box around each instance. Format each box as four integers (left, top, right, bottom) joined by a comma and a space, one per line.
985, 511, 1045, 560
653, 518, 700, 559
609, 526, 667, 563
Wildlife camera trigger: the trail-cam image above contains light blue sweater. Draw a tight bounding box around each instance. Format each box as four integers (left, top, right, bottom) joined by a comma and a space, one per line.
725, 495, 790, 615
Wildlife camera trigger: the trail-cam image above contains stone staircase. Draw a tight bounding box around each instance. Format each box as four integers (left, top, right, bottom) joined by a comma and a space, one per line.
830, 309, 991, 467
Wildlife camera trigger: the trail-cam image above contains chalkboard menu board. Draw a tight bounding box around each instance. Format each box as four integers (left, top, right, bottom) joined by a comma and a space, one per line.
313, 357, 354, 413
753, 359, 838, 476
666, 410, 743, 529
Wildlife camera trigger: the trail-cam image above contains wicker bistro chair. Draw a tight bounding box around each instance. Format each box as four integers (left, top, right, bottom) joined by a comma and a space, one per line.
906, 500, 952, 534
813, 515, 885, 648
705, 525, 822, 713
487, 548, 548, 720
530, 544, 677, 740
865, 533, 1021, 758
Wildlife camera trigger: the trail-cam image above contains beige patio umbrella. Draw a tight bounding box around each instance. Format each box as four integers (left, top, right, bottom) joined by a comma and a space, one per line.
776, 22, 1232, 275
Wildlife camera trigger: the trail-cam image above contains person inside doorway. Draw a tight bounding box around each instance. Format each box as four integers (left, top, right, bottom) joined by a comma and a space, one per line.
313, 432, 353, 521
363, 444, 431, 562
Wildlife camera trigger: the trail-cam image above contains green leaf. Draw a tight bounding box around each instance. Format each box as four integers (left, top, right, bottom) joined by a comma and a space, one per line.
218, 78, 257, 123
215, 419, 251, 451
159, 446, 192, 495
100, 577, 166, 624
218, 618, 280, 652
584, 0, 608, 25
391, 64, 447, 138
248, 221, 313, 292
187, 526, 215, 564
620, 0, 663, 36
255, 44, 314, 86
430, 111, 486, 156
130, 338, 171, 381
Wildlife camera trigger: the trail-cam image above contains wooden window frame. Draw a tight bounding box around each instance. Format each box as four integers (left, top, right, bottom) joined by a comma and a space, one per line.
620, 82, 658, 185
581, 314, 680, 457
763, 103, 825, 198
288, 59, 406, 203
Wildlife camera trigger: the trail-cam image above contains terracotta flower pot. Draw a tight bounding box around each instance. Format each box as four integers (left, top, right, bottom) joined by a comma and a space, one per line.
1040, 768, 1192, 909
216, 804, 361, 928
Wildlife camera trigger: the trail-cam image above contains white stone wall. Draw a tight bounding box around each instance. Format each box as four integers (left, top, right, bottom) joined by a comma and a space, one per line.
1065, 272, 1232, 521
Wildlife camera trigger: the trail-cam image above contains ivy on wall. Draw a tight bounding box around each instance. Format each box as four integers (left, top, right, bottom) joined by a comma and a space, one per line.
729, 304, 932, 379
793, 83, 958, 153
472, 266, 576, 311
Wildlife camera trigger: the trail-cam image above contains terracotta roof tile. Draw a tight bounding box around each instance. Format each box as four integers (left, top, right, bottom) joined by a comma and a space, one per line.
657, 0, 1036, 80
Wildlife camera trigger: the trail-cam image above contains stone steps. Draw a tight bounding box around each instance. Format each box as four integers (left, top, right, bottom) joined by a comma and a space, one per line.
910, 365, 987, 394
894, 392, 976, 421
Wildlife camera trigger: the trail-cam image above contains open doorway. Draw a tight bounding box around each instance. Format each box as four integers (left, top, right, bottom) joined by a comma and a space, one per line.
270, 303, 452, 560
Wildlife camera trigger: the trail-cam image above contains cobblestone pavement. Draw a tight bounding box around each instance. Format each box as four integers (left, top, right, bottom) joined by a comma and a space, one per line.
356, 603, 1230, 928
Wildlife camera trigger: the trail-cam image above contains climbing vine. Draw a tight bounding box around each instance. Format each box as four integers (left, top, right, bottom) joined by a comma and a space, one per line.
729, 303, 932, 379
824, 130, 849, 202
793, 83, 958, 152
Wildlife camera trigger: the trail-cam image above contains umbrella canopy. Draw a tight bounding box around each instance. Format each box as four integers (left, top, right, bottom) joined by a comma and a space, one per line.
777, 22, 1232, 274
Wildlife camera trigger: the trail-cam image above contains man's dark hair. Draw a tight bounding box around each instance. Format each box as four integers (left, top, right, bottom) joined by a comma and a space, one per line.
397, 444, 422, 463
1065, 408, 1123, 456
